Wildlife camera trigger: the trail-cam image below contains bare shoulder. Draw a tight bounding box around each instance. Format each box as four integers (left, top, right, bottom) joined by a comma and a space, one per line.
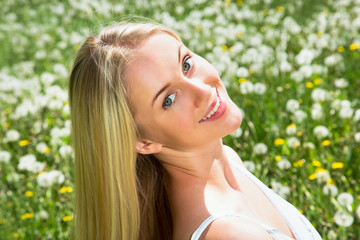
202, 216, 273, 240
223, 145, 245, 167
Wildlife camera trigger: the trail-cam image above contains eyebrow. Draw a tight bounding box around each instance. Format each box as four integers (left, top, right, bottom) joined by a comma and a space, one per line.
152, 45, 182, 107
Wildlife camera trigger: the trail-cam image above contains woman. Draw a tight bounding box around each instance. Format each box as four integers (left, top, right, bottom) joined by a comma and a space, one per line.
69, 21, 322, 240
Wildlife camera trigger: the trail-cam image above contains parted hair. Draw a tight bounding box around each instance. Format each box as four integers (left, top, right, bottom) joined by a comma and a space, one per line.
68, 21, 181, 240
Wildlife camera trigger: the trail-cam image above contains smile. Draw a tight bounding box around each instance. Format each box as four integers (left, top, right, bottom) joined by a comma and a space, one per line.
199, 89, 227, 123
202, 95, 220, 121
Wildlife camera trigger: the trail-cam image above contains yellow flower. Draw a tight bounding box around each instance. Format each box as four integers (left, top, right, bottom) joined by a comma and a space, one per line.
276, 6, 284, 12
317, 32, 323, 37
297, 131, 303, 137
21, 213, 34, 220
298, 209, 304, 214
323, 9, 329, 15
315, 168, 326, 173
195, 26, 202, 32
221, 45, 228, 51
349, 43, 359, 50
313, 78, 322, 85
44, 147, 51, 153
288, 123, 296, 128
337, 46, 345, 52
293, 160, 304, 167
62, 215, 73, 222
60, 186, 73, 194
19, 140, 30, 146
238, 78, 247, 83
5, 122, 11, 127
237, 0, 242, 6
332, 162, 344, 169
298, 99, 303, 104
236, 32, 243, 38
13, 233, 19, 238
261, 10, 267, 16
312, 160, 321, 167
308, 173, 317, 180
327, 178, 335, 185
64, 100, 69, 105
322, 140, 331, 146
274, 138, 285, 146
25, 191, 33, 197
305, 82, 313, 88
37, 171, 45, 176
0, 219, 4, 224
275, 155, 282, 162
74, 44, 80, 51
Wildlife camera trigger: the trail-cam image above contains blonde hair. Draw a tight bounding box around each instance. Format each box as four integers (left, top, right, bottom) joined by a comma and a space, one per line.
68, 21, 180, 240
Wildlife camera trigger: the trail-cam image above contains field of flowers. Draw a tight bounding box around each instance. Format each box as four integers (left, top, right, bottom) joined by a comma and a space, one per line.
0, 0, 360, 239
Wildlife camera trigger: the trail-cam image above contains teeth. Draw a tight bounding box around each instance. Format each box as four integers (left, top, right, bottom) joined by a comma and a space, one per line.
202, 96, 220, 121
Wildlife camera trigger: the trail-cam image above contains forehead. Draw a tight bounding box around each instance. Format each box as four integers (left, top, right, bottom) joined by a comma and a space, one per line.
125, 33, 181, 106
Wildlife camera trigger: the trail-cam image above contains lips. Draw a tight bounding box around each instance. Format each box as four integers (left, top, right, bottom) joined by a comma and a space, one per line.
199, 89, 227, 123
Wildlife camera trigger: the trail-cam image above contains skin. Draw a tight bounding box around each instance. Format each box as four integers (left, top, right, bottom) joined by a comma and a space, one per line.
125, 33, 295, 240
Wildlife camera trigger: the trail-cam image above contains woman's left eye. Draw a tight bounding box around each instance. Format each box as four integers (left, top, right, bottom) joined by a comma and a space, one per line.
163, 93, 176, 109
183, 56, 193, 73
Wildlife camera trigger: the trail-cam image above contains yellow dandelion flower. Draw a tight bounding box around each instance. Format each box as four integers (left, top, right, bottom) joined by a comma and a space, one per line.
357, 195, 360, 200
298, 99, 303, 104
19, 140, 30, 147
312, 160, 321, 167
288, 123, 296, 128
229, 47, 234, 52
275, 155, 282, 162
249, 69, 254, 75
261, 10, 267, 16
317, 32, 323, 37
293, 160, 304, 168
331, 162, 344, 169
236, 32, 243, 38
274, 138, 285, 146
60, 186, 73, 194
221, 45, 228, 51
308, 173, 317, 180
349, 43, 359, 50
195, 26, 202, 32
5, 122, 11, 127
74, 44, 80, 51
13, 233, 19, 238
25, 191, 33, 197
276, 6, 284, 12
306, 82, 314, 88
322, 140, 331, 146
323, 9, 329, 15
297, 131, 303, 137
62, 215, 73, 222
337, 46, 345, 52
327, 178, 335, 185
298, 209, 304, 214
313, 78, 322, 85
238, 78, 247, 83
315, 168, 326, 173
0, 219, 4, 224
43, 147, 51, 153
237, 0, 242, 6
64, 100, 69, 105
21, 213, 34, 220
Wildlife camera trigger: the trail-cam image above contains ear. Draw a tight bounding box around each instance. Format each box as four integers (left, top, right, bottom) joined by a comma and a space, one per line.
136, 139, 163, 155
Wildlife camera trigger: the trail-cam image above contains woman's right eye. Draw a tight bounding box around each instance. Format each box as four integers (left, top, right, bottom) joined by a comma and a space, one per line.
163, 93, 176, 109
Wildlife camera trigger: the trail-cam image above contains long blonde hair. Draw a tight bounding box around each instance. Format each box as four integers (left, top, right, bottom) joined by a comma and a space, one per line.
68, 21, 180, 240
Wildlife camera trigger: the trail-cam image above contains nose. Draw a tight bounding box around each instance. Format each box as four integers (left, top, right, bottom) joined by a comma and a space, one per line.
183, 77, 213, 108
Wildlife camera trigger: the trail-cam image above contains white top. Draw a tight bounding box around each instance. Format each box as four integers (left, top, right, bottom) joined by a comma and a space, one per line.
190, 157, 322, 240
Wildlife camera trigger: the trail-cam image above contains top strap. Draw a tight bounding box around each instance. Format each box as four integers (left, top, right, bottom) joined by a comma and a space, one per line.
190, 212, 280, 240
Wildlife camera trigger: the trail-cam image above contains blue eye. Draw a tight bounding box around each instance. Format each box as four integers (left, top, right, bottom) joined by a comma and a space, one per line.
183, 56, 193, 73
163, 93, 176, 109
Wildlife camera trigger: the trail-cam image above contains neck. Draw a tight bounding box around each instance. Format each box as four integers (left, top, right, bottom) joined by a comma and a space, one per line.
154, 139, 239, 193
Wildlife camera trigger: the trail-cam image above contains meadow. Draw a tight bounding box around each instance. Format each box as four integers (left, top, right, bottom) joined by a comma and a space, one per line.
0, 0, 360, 239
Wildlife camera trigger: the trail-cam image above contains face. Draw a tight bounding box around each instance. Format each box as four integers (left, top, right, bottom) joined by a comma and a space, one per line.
125, 33, 242, 151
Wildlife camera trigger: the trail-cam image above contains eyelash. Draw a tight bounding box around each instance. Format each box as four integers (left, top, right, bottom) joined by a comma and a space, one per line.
162, 54, 193, 110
